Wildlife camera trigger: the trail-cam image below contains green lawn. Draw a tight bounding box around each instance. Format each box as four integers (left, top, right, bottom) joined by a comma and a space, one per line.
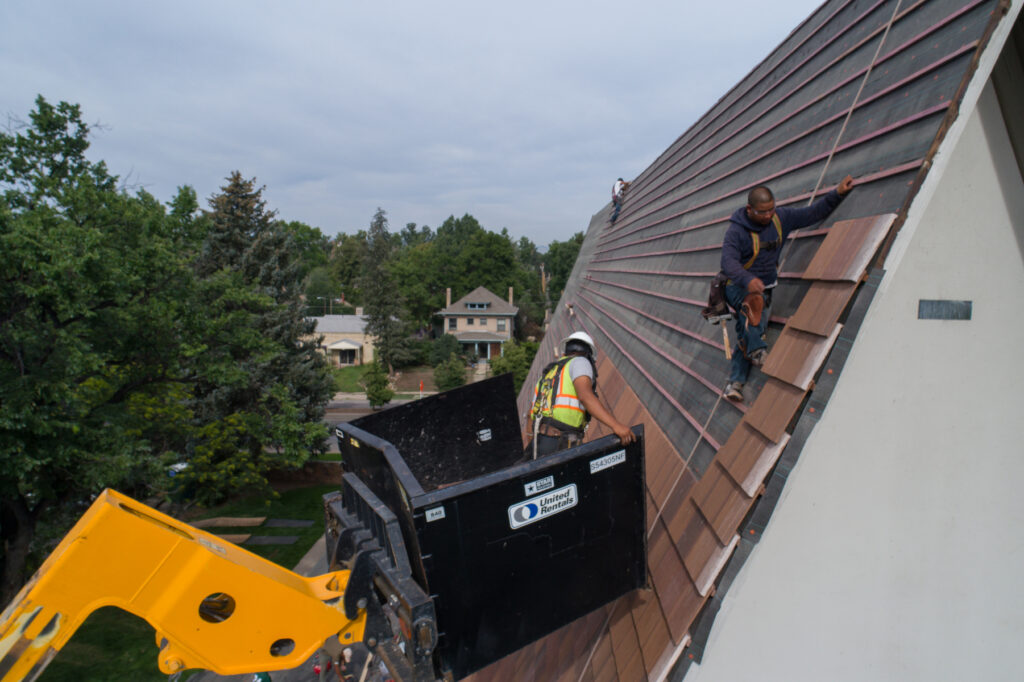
39, 484, 338, 682
332, 364, 371, 392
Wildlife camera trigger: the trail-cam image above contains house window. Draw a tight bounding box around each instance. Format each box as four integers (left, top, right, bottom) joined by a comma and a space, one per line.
479, 318, 487, 326
497, 319, 506, 332
448, 318, 457, 330
467, 318, 474, 325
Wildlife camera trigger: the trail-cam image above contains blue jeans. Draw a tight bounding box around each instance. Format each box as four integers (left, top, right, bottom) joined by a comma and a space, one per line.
725, 283, 770, 384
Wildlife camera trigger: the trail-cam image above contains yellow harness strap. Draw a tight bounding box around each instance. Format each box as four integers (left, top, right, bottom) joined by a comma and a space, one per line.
742, 214, 783, 270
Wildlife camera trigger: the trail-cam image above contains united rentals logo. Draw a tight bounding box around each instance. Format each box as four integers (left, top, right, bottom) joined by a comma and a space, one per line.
508, 484, 578, 529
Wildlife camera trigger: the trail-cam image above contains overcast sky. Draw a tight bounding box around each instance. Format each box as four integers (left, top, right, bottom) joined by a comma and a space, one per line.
2, 1, 821, 248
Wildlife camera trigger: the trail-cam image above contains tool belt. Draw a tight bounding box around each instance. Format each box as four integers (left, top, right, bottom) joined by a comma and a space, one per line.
536, 422, 583, 439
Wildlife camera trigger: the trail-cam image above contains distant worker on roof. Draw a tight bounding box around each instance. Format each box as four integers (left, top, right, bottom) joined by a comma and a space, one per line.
527, 331, 636, 457
721, 175, 855, 403
611, 177, 630, 223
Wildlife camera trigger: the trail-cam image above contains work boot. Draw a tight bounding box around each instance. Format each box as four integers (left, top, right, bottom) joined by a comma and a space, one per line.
724, 382, 744, 402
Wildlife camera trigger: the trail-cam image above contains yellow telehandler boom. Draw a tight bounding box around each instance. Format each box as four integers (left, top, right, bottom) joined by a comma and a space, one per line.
0, 489, 367, 681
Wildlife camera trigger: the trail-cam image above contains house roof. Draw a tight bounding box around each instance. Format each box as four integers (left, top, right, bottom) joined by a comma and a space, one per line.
326, 338, 363, 350
311, 314, 368, 334
465, 1, 1015, 680
439, 286, 519, 316
452, 331, 509, 342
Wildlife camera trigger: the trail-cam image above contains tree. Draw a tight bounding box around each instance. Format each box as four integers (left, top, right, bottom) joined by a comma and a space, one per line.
434, 353, 467, 392
0, 97, 202, 600
358, 208, 407, 374
429, 334, 462, 366
544, 231, 584, 306
329, 231, 366, 305
363, 360, 394, 408
488, 339, 538, 391
179, 172, 333, 504
278, 219, 330, 281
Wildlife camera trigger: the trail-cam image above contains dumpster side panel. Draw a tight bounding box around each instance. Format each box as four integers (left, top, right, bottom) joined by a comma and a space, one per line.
350, 374, 524, 492
412, 434, 647, 680
335, 426, 429, 588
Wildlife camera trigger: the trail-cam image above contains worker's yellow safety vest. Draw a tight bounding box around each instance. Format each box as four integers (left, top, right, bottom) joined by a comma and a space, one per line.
530, 357, 590, 432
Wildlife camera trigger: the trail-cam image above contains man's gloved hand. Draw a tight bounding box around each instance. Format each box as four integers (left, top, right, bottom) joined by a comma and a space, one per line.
742, 293, 764, 326
747, 277, 765, 294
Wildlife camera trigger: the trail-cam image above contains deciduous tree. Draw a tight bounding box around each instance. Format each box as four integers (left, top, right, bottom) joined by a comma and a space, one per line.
0, 97, 200, 600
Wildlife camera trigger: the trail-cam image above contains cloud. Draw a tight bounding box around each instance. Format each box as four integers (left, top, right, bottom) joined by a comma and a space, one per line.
1, 0, 821, 245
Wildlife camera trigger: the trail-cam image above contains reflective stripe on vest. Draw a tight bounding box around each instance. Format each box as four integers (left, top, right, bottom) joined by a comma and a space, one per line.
531, 357, 588, 430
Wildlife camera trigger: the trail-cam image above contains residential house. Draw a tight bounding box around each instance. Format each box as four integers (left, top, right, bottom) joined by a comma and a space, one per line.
437, 286, 518, 361
311, 311, 373, 366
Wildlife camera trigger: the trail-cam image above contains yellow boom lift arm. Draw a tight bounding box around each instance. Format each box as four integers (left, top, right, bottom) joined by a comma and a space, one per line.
0, 489, 367, 681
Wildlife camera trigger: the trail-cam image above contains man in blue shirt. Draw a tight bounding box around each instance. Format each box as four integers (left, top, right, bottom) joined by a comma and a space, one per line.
721, 175, 854, 402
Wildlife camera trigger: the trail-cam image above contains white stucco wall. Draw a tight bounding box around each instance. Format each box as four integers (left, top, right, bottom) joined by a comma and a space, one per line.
688, 82, 1024, 681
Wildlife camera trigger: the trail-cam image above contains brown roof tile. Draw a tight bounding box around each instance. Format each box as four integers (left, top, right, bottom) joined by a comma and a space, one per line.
589, 632, 619, 682
787, 280, 859, 335
647, 520, 701, 642
743, 379, 808, 443
645, 424, 686, 512
632, 588, 673, 677
717, 422, 791, 497
801, 214, 896, 281
762, 325, 843, 390
681, 513, 738, 596
609, 598, 646, 682
692, 462, 756, 545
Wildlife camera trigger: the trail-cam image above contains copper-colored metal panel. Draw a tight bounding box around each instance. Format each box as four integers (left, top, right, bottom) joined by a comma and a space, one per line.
692, 462, 754, 544
682, 516, 738, 596
660, 480, 699, 544
632, 587, 672, 677
727, 428, 790, 497
608, 597, 640, 663
801, 214, 896, 281
762, 324, 842, 390
744, 378, 807, 443
570, 607, 612, 666
616, 647, 647, 682
716, 422, 772, 496
648, 521, 701, 643
589, 633, 619, 682
657, 567, 707, 646
646, 518, 676, 575
787, 280, 858, 335
609, 599, 645, 682
598, 355, 625, 396
645, 422, 684, 512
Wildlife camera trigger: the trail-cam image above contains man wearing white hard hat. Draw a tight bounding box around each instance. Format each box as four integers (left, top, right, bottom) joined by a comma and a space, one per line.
527, 331, 636, 457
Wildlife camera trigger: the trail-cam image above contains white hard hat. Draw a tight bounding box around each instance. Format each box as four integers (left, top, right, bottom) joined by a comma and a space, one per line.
563, 331, 596, 356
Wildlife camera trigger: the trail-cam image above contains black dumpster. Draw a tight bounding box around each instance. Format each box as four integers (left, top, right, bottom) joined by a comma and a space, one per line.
330, 373, 646, 680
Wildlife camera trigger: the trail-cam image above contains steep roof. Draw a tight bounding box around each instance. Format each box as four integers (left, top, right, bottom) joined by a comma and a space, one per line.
465, 0, 1016, 679
439, 286, 519, 316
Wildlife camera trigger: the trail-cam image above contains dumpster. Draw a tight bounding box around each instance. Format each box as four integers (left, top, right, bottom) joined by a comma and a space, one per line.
327, 373, 647, 680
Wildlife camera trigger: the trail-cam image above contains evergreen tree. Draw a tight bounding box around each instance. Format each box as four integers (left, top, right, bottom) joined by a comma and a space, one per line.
358, 208, 407, 374
363, 359, 394, 408
180, 172, 333, 504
